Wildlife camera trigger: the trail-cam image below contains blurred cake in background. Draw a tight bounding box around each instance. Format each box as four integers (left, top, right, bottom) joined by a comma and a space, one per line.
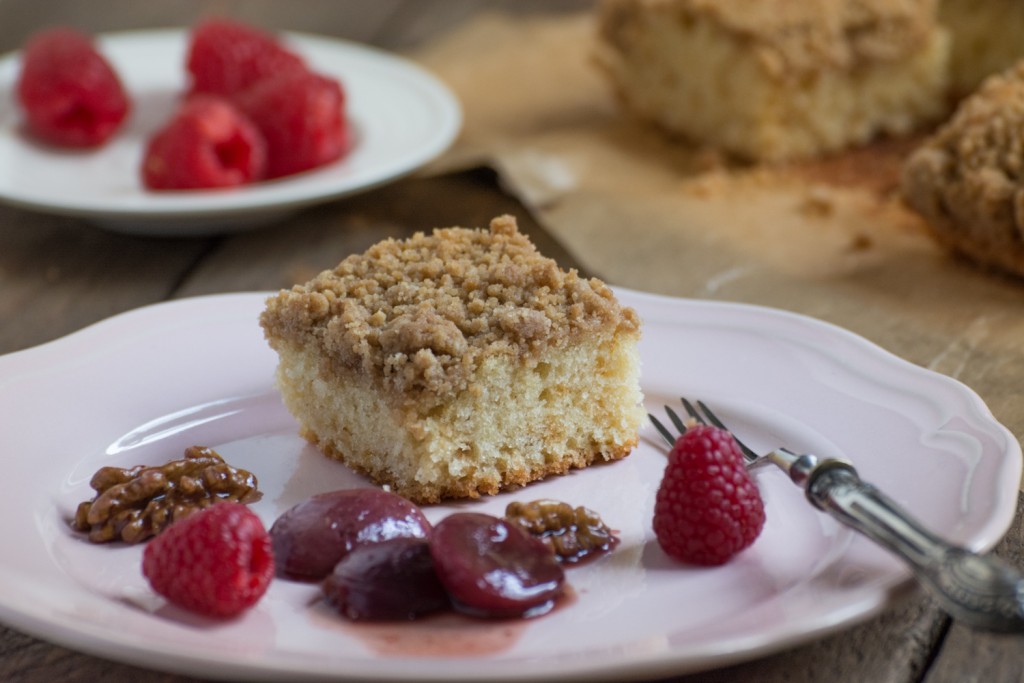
940, 0, 1024, 98
902, 61, 1024, 279
594, 0, 950, 163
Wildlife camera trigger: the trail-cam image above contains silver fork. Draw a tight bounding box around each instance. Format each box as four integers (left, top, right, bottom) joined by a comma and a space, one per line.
650, 399, 1024, 633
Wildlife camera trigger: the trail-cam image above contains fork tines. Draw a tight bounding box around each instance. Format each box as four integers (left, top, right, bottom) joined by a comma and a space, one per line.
648, 399, 760, 465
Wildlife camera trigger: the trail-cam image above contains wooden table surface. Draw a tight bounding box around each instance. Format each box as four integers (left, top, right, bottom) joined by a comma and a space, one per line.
2, 2, 1023, 682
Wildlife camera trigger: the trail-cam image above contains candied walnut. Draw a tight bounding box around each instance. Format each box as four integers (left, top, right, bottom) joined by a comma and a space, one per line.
504, 499, 619, 564
72, 446, 262, 544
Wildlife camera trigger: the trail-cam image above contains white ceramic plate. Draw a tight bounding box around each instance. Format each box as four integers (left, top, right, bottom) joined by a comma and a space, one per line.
0, 29, 461, 235
0, 289, 1018, 681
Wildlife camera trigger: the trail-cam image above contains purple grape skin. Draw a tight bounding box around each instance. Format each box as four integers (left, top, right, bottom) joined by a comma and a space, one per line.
430, 512, 565, 618
322, 537, 450, 621
270, 488, 431, 581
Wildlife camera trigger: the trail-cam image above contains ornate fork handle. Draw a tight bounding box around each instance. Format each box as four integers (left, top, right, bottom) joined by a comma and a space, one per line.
772, 448, 1024, 632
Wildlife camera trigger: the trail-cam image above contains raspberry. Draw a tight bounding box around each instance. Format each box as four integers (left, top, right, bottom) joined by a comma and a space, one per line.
15, 27, 130, 148
141, 96, 266, 190
235, 69, 347, 179
186, 18, 307, 98
653, 425, 766, 566
142, 502, 274, 618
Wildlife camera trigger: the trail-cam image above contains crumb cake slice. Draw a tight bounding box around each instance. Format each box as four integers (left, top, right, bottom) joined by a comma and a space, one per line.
260, 216, 645, 504
902, 62, 1024, 279
595, 0, 950, 162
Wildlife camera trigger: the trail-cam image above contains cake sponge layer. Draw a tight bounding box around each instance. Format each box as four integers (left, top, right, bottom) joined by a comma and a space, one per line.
940, 0, 1024, 98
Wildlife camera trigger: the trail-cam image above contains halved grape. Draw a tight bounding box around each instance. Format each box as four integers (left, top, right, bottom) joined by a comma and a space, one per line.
270, 488, 431, 581
322, 537, 450, 621
430, 512, 564, 618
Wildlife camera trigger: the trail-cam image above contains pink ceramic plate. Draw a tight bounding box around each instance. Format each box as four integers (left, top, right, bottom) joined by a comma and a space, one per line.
0, 289, 1017, 681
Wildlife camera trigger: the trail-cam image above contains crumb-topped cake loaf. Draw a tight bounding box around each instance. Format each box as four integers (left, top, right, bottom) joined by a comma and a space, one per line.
940, 0, 1024, 98
260, 216, 645, 504
595, 0, 950, 162
902, 62, 1024, 279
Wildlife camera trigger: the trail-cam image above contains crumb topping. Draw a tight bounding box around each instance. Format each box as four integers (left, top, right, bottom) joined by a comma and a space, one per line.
915, 63, 1024, 185
261, 215, 640, 400
600, 0, 939, 78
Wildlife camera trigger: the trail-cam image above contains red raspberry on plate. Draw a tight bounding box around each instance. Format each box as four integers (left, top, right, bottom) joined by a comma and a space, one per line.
186, 18, 307, 98
653, 424, 766, 566
141, 96, 267, 190
15, 27, 130, 148
142, 502, 274, 618
235, 69, 348, 179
